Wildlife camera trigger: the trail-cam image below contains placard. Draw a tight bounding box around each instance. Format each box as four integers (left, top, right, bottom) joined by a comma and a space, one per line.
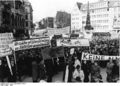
0, 33, 13, 49
0, 33, 13, 57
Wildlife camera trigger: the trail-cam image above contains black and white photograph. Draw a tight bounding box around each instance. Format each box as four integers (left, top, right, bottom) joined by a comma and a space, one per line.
0, 0, 120, 84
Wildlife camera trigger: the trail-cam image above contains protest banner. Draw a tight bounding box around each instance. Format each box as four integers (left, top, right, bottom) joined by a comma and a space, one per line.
82, 52, 120, 61
0, 33, 13, 57
41, 47, 52, 60
41, 47, 64, 60
14, 37, 50, 51
0, 33, 13, 48
57, 38, 90, 47
0, 48, 12, 57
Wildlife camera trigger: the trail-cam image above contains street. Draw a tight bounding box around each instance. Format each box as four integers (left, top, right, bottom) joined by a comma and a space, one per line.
22, 68, 107, 83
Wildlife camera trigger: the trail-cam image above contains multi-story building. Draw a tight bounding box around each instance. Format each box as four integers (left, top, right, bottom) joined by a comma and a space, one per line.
0, 0, 33, 39
39, 17, 54, 29
71, 2, 83, 33
71, 0, 120, 33
24, 0, 33, 36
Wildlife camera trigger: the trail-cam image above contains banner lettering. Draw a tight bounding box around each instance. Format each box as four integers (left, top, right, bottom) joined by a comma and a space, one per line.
82, 52, 120, 60
14, 37, 50, 51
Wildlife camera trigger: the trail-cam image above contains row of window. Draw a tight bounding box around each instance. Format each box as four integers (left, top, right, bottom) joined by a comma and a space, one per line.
92, 20, 109, 23
72, 17, 80, 20
82, 19, 109, 24
82, 14, 109, 19
82, 8, 109, 14
72, 13, 80, 16
72, 22, 80, 25
93, 25, 109, 28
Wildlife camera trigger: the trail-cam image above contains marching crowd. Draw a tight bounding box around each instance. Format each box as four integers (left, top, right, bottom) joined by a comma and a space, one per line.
63, 52, 119, 82
0, 39, 119, 83
62, 39, 119, 83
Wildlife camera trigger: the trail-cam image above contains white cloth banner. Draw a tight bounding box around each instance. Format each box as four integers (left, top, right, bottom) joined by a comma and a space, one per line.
82, 52, 120, 60
14, 37, 50, 51
0, 48, 12, 57
57, 38, 90, 47
0, 33, 13, 48
0, 33, 13, 57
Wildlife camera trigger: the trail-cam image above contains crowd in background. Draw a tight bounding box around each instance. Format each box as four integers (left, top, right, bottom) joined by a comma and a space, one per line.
90, 39, 119, 56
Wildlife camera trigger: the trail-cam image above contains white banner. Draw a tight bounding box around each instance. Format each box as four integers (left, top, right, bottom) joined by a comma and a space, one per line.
0, 33, 13, 57
82, 52, 120, 60
0, 48, 12, 57
14, 37, 50, 51
0, 33, 13, 48
57, 38, 90, 47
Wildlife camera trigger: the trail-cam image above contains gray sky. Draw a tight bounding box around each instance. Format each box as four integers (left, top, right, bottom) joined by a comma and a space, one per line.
29, 0, 98, 23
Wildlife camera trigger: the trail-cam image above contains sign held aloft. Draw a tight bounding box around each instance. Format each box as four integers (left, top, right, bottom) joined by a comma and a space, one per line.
0, 33, 13, 57
14, 37, 50, 51
82, 52, 120, 60
57, 38, 90, 47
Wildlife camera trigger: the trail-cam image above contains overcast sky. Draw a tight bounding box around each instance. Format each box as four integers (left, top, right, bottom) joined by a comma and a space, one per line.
29, 0, 98, 23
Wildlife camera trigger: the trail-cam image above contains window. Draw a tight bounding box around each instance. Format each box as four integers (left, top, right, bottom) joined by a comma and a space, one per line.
26, 22, 28, 27
26, 15, 28, 20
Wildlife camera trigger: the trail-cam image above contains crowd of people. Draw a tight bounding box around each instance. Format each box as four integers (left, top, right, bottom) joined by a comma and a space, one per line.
0, 37, 119, 83
64, 49, 119, 82
63, 38, 120, 83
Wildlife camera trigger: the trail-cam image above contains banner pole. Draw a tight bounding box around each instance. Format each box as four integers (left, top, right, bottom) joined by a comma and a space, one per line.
118, 34, 120, 80
13, 50, 18, 79
6, 56, 13, 75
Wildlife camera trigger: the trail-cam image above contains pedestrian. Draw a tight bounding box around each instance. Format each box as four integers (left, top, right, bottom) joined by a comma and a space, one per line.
106, 59, 114, 82
38, 59, 46, 81
0, 60, 4, 82
68, 56, 74, 82
44, 59, 54, 82
74, 56, 81, 68
32, 58, 38, 82
82, 61, 90, 82
73, 65, 84, 82
90, 62, 102, 82
111, 60, 119, 82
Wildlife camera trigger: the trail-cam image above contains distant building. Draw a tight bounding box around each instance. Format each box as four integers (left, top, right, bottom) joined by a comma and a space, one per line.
71, 2, 83, 33
24, 0, 33, 36
46, 17, 54, 28
71, 0, 120, 32
38, 17, 54, 29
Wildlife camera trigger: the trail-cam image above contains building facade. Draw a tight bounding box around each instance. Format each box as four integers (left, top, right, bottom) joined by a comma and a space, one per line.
71, 3, 83, 33
0, 0, 33, 39
71, 0, 120, 33
24, 0, 33, 36
38, 17, 54, 29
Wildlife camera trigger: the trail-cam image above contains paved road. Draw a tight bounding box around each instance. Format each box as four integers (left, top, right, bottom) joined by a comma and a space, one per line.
22, 68, 108, 83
